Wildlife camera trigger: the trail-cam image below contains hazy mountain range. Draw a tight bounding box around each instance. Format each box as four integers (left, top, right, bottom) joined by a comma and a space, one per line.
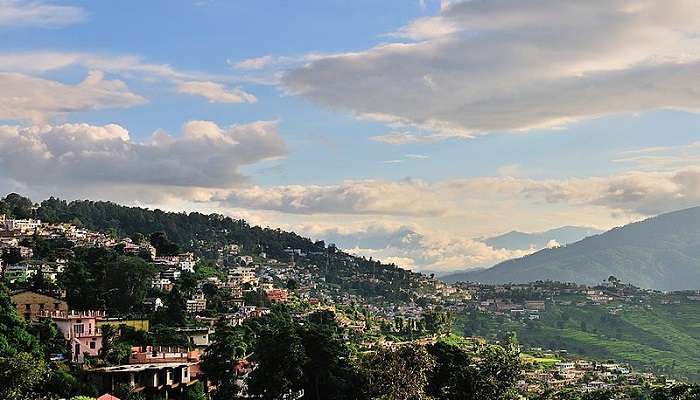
443, 206, 700, 291
482, 226, 603, 251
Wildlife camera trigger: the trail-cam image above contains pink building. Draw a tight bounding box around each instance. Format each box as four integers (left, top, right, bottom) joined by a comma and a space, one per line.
46, 310, 105, 362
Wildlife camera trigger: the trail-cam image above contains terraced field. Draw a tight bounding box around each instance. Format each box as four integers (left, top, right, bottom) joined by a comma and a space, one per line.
455, 297, 700, 381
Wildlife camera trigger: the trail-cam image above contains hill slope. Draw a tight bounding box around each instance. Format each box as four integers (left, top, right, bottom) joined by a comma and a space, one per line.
444, 206, 700, 291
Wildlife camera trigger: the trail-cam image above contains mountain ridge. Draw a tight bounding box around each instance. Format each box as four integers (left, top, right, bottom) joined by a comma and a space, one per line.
443, 205, 700, 291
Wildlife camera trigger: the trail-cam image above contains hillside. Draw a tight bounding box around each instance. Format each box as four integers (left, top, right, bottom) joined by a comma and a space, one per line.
2, 194, 430, 302
455, 292, 700, 381
444, 206, 700, 291
482, 226, 602, 250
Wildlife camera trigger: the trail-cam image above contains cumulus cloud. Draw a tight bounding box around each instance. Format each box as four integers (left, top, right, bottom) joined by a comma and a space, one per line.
176, 81, 257, 104
0, 0, 85, 27
0, 71, 145, 122
224, 180, 447, 216
296, 222, 531, 273
284, 0, 700, 138
223, 168, 700, 221
0, 120, 286, 201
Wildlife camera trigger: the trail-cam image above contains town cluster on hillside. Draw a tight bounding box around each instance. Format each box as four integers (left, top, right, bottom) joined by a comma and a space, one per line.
3, 208, 697, 400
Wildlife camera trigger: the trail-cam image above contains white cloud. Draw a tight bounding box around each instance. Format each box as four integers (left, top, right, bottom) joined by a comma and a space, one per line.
0, 51, 260, 120
224, 180, 447, 217
0, 120, 286, 202
406, 154, 430, 159
296, 222, 531, 273
232, 55, 274, 70
284, 0, 700, 138
0, 0, 86, 27
177, 81, 257, 104
370, 131, 452, 145
0, 71, 145, 122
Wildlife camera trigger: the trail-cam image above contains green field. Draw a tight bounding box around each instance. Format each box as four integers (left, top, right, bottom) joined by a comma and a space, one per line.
455, 297, 700, 381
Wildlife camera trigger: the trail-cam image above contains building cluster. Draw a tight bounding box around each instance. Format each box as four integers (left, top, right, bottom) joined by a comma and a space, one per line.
521, 358, 659, 394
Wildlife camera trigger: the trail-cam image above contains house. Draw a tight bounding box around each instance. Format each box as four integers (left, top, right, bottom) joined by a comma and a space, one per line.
525, 301, 546, 311
89, 362, 202, 399
96, 395, 120, 400
5, 218, 42, 233
96, 318, 150, 333
47, 310, 106, 363
176, 327, 214, 347
264, 288, 289, 303
186, 293, 207, 313
10, 289, 68, 320
143, 297, 164, 311
152, 278, 174, 292
89, 347, 205, 398
229, 266, 257, 286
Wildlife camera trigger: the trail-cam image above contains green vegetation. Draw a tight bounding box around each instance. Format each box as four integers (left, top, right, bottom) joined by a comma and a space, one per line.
456, 297, 700, 381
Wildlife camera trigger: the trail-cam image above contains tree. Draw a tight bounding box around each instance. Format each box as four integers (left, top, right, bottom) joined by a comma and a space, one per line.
0, 352, 49, 400
62, 248, 156, 315
359, 344, 435, 400
0, 284, 42, 357
3, 193, 34, 219
202, 321, 248, 399
299, 324, 360, 400
150, 231, 180, 256
184, 381, 207, 400
247, 317, 306, 399
28, 318, 67, 358
163, 287, 188, 326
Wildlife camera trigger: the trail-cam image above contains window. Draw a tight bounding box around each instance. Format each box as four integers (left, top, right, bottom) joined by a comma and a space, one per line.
74, 324, 84, 334
184, 368, 188, 377
54, 303, 60, 309
38, 303, 44, 310
25, 304, 31, 310
90, 341, 96, 349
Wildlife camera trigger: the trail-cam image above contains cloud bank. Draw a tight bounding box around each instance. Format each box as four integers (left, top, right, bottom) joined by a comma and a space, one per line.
284, 0, 700, 139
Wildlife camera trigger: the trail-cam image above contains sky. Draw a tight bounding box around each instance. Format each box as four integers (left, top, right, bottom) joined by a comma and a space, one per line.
2, 0, 700, 274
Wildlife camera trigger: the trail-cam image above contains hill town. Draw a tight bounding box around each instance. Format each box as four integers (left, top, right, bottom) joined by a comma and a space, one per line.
1, 194, 700, 399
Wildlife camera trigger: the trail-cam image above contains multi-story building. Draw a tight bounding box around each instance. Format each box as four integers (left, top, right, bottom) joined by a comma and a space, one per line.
10, 290, 68, 320
46, 310, 105, 363
5, 218, 43, 232
88, 347, 204, 399
186, 292, 207, 313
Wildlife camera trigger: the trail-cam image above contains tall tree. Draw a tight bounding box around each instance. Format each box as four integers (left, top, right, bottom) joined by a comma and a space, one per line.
359, 344, 435, 400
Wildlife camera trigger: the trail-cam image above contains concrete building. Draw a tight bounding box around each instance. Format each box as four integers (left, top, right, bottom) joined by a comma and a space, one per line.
10, 290, 68, 320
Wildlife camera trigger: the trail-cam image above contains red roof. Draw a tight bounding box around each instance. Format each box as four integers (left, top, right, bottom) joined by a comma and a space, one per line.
97, 394, 120, 400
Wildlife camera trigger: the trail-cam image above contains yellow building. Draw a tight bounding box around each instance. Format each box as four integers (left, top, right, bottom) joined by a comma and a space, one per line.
96, 318, 150, 332
10, 290, 68, 320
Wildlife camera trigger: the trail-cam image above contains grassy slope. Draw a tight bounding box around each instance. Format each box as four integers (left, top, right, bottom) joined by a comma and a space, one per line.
455, 297, 700, 381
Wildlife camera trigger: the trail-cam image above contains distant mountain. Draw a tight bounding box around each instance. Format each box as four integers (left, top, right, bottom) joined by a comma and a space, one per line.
443, 206, 700, 291
482, 226, 603, 250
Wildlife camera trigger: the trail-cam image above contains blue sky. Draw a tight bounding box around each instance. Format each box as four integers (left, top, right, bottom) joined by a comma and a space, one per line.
1, 0, 700, 273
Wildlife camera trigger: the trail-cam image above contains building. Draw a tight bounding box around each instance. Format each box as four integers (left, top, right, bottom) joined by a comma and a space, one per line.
11, 290, 68, 320
96, 318, 150, 333
525, 301, 546, 311
176, 327, 214, 347
46, 310, 105, 363
228, 266, 257, 286
264, 288, 289, 303
5, 218, 42, 232
88, 347, 204, 399
186, 292, 207, 313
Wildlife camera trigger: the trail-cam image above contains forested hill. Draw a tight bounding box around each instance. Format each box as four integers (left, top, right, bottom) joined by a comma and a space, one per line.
1, 194, 427, 294
443, 205, 700, 291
